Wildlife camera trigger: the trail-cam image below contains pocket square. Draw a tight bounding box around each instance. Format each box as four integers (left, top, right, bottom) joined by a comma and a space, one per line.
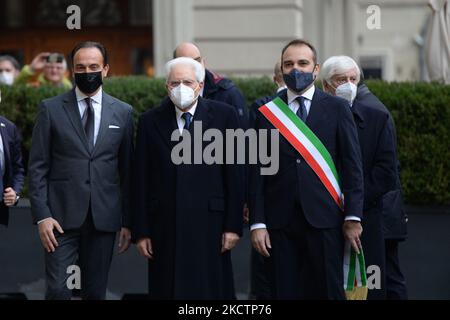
0, 123, 5, 127
109, 125, 120, 129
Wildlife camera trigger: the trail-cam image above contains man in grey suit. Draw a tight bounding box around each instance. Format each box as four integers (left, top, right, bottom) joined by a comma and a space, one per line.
28, 41, 134, 300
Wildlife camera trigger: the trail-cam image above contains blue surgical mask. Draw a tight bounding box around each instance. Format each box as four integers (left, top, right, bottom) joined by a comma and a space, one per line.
283, 68, 316, 93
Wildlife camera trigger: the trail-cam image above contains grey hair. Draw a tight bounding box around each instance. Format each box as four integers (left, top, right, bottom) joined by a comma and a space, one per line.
0, 55, 21, 71
321, 55, 361, 84
165, 57, 205, 82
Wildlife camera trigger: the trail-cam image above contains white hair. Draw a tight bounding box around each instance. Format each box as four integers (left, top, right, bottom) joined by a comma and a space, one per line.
321, 55, 361, 84
165, 57, 205, 82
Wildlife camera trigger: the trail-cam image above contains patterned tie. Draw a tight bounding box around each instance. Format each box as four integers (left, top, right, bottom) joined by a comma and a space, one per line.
182, 112, 193, 130
82, 98, 95, 150
296, 96, 308, 122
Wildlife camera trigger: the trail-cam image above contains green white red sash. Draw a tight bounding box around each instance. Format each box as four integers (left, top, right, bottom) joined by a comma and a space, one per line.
259, 97, 343, 209
343, 243, 368, 300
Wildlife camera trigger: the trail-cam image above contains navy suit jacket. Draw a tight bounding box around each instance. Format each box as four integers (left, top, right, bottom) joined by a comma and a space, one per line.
249, 88, 364, 229
356, 84, 407, 239
351, 101, 397, 211
203, 69, 248, 129
0, 116, 25, 226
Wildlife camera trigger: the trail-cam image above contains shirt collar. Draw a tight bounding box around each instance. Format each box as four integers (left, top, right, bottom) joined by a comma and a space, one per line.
174, 100, 198, 121
75, 86, 103, 105
287, 85, 315, 104
276, 85, 287, 93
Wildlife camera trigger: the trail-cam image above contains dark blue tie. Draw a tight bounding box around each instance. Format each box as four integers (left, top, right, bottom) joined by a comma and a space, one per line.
296, 96, 308, 122
182, 112, 193, 130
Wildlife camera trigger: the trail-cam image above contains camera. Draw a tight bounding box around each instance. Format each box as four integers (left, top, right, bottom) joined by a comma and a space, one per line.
46, 53, 64, 63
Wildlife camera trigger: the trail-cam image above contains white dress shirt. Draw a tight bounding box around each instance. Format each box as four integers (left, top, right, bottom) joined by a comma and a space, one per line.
251, 85, 360, 231
75, 86, 102, 145
286, 85, 315, 116
174, 102, 198, 134
276, 86, 287, 93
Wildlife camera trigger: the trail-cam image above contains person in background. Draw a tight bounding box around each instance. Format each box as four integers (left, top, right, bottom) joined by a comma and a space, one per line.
0, 89, 25, 227
173, 42, 248, 129
321, 55, 400, 299
15, 52, 72, 89
356, 72, 408, 300
273, 60, 287, 92
0, 55, 21, 86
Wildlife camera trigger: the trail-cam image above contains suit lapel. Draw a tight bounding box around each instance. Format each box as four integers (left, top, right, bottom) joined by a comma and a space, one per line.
190, 97, 212, 133
351, 102, 365, 129
154, 97, 179, 150
277, 89, 288, 103
154, 97, 212, 150
92, 92, 115, 155
305, 89, 329, 130
62, 90, 90, 153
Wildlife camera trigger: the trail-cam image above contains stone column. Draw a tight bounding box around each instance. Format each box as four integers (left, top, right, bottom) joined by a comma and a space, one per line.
152, 0, 194, 76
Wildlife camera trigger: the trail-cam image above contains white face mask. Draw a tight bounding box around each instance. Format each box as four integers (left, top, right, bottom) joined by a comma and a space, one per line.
0, 71, 14, 86
169, 84, 198, 110
335, 82, 357, 104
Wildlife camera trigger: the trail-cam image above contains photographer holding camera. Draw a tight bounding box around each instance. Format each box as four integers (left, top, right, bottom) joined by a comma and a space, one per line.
15, 52, 72, 89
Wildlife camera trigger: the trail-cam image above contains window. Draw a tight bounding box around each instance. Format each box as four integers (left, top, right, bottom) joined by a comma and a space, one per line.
359, 56, 384, 80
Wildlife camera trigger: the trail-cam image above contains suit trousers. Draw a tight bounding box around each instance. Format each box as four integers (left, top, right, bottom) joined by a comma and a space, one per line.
361, 207, 386, 300
44, 207, 116, 300
268, 207, 346, 300
249, 247, 272, 300
385, 239, 408, 300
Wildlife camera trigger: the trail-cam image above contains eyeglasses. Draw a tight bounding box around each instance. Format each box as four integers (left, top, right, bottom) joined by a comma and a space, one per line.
167, 79, 198, 88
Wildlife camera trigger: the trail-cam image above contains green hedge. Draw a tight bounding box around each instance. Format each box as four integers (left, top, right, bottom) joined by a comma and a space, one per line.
0, 78, 449, 206
366, 81, 450, 206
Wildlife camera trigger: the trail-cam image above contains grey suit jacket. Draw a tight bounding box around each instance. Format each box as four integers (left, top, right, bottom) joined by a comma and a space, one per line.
28, 89, 134, 232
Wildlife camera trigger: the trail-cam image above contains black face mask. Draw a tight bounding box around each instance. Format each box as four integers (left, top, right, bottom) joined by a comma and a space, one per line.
74, 71, 103, 95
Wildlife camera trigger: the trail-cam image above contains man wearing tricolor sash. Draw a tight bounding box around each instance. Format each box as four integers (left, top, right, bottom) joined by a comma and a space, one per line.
249, 39, 364, 299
